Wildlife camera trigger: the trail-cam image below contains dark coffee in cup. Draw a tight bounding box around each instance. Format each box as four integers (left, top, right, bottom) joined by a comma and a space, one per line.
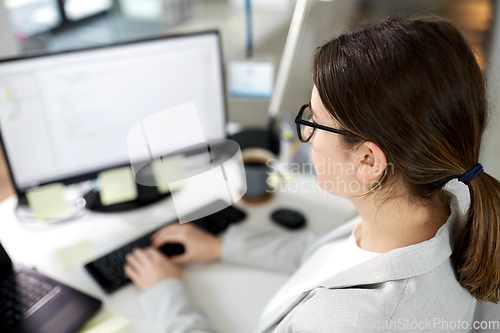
242, 149, 275, 201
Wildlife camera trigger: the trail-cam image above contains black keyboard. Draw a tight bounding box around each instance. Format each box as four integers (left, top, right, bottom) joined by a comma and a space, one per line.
0, 271, 55, 332
85, 202, 246, 293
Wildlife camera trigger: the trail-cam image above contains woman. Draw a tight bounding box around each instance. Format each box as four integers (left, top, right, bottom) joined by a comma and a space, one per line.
123, 15, 500, 332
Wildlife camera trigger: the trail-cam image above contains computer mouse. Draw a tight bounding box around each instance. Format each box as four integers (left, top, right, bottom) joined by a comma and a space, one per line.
271, 209, 306, 230
159, 243, 185, 257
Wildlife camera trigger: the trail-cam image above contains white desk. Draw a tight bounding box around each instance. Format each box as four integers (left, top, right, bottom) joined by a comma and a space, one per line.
0, 178, 356, 333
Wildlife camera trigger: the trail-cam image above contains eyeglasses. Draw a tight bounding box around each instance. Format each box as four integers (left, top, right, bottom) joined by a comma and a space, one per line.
295, 103, 349, 142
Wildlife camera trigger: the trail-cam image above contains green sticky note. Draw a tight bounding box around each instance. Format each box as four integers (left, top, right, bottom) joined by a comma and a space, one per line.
78, 309, 131, 333
98, 167, 138, 206
152, 155, 187, 194
26, 183, 69, 220
56, 239, 98, 271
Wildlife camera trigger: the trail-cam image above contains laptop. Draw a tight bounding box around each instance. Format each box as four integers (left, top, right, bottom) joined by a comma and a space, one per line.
0, 242, 101, 333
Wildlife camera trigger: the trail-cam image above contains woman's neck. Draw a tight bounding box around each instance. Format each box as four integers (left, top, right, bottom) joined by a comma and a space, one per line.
351, 191, 451, 253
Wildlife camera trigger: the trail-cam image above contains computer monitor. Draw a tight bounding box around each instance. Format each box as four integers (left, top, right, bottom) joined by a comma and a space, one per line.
0, 31, 227, 196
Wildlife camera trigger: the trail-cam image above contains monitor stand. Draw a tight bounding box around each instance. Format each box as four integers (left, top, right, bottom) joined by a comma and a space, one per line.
84, 184, 171, 213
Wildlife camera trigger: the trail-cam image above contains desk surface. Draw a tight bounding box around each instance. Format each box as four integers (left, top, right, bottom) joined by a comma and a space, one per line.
0, 178, 356, 333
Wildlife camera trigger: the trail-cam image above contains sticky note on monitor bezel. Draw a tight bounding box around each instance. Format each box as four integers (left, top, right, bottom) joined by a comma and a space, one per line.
26, 183, 69, 220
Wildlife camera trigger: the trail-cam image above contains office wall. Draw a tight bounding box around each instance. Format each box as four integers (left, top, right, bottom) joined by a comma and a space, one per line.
227, 23, 289, 127
484, 3, 500, 180
0, 2, 18, 59
279, 0, 356, 120
228, 0, 357, 127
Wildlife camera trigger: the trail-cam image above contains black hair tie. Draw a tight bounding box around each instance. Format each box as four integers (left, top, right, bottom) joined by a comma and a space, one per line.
458, 163, 484, 186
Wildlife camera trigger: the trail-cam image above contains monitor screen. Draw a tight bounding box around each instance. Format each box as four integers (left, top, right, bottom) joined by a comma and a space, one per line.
0, 32, 226, 193
64, 0, 113, 21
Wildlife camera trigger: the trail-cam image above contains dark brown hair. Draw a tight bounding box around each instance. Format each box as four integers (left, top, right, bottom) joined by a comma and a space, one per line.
312, 15, 500, 302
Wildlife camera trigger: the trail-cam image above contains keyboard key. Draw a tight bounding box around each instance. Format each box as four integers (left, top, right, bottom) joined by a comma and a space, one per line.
0, 271, 55, 328
85, 201, 246, 293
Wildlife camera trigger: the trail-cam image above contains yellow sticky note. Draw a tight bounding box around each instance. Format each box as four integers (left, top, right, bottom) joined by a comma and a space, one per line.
3, 86, 13, 102
26, 183, 69, 220
78, 309, 131, 333
152, 155, 187, 194
56, 239, 98, 271
98, 167, 138, 206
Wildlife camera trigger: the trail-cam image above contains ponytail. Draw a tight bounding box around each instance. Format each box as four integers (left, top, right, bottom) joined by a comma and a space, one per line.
311, 15, 499, 302
452, 172, 500, 303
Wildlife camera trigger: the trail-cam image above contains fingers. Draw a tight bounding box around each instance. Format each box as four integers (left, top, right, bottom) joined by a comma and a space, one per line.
151, 223, 181, 242
131, 248, 151, 263
124, 264, 139, 281
150, 223, 220, 265
124, 247, 183, 290
143, 245, 188, 265
126, 252, 141, 269
125, 248, 153, 278
169, 254, 189, 265
147, 247, 184, 264
151, 224, 193, 247
143, 247, 176, 265
145, 247, 163, 260
152, 233, 181, 248
151, 225, 179, 246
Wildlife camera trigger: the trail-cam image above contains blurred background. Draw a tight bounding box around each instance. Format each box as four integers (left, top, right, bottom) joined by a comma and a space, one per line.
0, 0, 498, 201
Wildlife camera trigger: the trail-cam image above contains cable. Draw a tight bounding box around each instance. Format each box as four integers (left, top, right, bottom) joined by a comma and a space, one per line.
14, 201, 89, 226
245, 0, 253, 58
14, 181, 97, 226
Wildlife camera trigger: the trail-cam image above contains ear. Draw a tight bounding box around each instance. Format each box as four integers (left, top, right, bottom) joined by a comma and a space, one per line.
355, 141, 388, 182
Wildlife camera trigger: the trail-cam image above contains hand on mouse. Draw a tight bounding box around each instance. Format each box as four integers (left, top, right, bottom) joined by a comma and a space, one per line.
151, 222, 223, 265
124, 247, 182, 291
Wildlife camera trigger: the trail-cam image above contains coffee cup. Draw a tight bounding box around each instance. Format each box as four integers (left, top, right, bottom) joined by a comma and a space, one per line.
242, 149, 276, 202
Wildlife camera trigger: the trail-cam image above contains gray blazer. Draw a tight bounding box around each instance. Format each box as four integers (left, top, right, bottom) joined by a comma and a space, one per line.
140, 190, 479, 332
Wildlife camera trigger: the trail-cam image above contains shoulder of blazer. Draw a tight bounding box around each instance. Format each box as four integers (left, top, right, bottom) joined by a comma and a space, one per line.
288, 279, 409, 333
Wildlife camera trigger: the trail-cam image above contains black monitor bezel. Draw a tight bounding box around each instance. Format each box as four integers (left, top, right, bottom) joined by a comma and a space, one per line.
0, 30, 228, 197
